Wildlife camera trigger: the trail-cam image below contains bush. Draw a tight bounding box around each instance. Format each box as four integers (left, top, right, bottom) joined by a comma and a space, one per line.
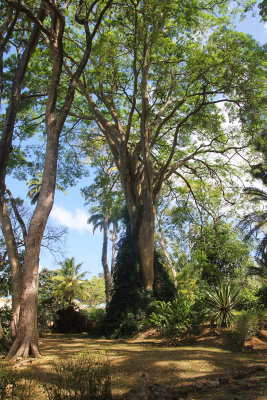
228, 310, 267, 350
149, 296, 205, 338
80, 308, 106, 336
236, 287, 259, 311
43, 353, 112, 400
257, 284, 267, 308
0, 307, 12, 335
84, 308, 106, 324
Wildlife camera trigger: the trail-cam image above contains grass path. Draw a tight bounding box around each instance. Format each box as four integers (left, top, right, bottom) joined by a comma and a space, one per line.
10, 333, 266, 398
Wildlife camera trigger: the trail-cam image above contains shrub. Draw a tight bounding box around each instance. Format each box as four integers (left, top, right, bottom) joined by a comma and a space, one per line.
0, 307, 12, 335
228, 310, 267, 350
149, 296, 205, 338
257, 284, 267, 308
43, 353, 112, 400
236, 287, 259, 311
81, 308, 106, 337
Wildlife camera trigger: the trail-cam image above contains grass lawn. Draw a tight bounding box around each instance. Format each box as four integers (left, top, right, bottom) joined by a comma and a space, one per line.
4, 332, 266, 399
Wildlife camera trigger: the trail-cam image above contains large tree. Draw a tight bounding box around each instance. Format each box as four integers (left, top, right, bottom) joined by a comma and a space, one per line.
70, 0, 265, 290
5, 0, 114, 359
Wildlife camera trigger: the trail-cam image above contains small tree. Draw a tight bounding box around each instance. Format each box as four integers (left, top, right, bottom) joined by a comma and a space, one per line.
191, 220, 254, 285
52, 258, 88, 305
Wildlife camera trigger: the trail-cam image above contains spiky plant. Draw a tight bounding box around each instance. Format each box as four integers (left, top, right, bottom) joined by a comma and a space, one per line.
206, 281, 240, 327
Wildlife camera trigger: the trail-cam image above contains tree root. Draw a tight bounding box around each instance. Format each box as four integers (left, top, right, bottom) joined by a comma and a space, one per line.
13, 358, 35, 369
7, 338, 42, 360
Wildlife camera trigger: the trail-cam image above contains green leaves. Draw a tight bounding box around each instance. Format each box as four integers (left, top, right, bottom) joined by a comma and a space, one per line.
149, 297, 195, 337
52, 257, 88, 305
205, 281, 240, 327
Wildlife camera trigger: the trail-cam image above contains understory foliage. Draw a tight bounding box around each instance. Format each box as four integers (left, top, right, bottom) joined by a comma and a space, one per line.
228, 310, 267, 350
0, 365, 34, 399
205, 282, 240, 327
149, 296, 205, 338
104, 228, 176, 337
0, 354, 112, 400
43, 354, 112, 400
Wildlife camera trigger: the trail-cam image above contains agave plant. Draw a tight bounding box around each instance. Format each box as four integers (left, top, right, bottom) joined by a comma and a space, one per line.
206, 281, 240, 328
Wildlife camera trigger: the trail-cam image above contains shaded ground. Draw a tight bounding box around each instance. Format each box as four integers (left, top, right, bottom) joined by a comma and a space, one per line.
5, 329, 266, 399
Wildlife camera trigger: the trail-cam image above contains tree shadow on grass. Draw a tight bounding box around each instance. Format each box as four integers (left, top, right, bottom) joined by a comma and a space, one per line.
15, 333, 266, 399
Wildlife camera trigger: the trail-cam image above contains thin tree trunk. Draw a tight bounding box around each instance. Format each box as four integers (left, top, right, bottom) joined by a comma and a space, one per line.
8, 130, 60, 359
158, 220, 177, 283
0, 202, 22, 338
102, 214, 111, 304
110, 222, 117, 276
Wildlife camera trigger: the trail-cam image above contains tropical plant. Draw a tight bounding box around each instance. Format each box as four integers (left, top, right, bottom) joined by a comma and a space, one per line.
52, 258, 88, 305
205, 282, 240, 327
27, 172, 66, 205
191, 220, 254, 285
86, 275, 106, 307
149, 297, 197, 338
88, 207, 112, 305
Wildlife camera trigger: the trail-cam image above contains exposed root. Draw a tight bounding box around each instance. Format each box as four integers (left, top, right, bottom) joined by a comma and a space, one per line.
13, 358, 35, 369
8, 338, 42, 360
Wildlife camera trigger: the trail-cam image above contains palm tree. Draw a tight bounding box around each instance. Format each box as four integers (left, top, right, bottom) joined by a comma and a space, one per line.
52, 257, 88, 305
88, 207, 112, 305
27, 172, 66, 205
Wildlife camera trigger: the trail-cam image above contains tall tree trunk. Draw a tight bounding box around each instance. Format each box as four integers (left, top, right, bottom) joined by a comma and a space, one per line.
136, 205, 155, 291
102, 214, 111, 304
8, 131, 60, 360
110, 222, 117, 276
6, 0, 113, 360
0, 202, 22, 338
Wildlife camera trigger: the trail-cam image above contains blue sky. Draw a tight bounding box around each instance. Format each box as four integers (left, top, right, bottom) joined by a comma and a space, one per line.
4, 6, 267, 278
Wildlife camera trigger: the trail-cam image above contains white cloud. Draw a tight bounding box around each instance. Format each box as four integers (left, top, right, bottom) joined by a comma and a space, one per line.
265, 23, 267, 31
50, 205, 93, 233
